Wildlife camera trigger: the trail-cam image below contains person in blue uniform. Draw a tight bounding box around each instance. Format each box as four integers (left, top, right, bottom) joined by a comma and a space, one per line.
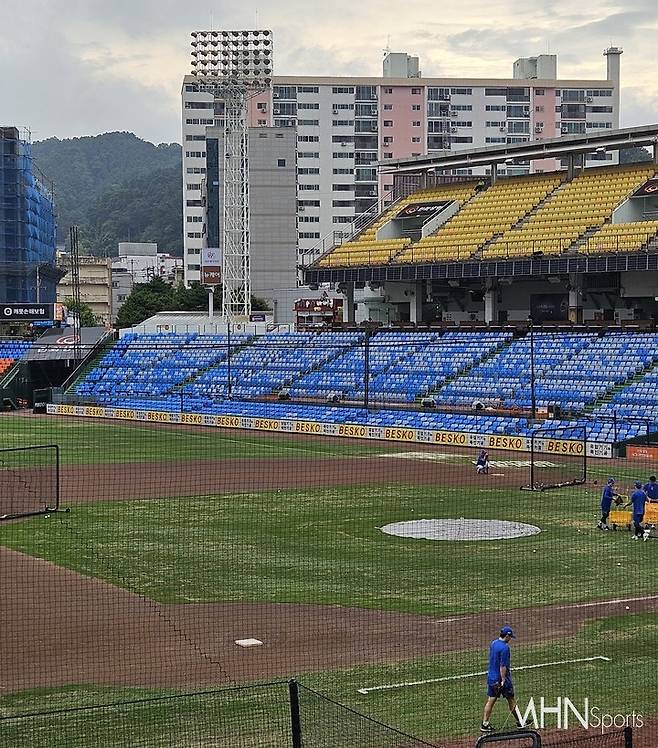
625, 481, 649, 541
476, 449, 490, 475
597, 478, 621, 530
644, 476, 658, 503
481, 626, 523, 733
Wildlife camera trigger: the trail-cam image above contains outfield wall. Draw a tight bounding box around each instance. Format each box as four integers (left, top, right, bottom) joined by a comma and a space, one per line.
46, 404, 613, 458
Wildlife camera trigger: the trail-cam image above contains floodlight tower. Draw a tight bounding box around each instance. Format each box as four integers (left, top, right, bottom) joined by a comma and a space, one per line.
190, 29, 273, 321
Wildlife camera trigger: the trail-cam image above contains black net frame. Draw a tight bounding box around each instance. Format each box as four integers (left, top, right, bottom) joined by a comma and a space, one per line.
521, 426, 587, 492
0, 444, 60, 521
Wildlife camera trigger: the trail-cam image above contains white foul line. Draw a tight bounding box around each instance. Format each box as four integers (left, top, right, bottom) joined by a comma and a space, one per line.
356, 656, 611, 695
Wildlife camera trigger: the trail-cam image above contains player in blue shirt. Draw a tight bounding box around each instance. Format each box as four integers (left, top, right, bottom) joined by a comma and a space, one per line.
481, 626, 523, 733
625, 481, 649, 541
476, 449, 490, 475
644, 476, 658, 503
597, 478, 621, 530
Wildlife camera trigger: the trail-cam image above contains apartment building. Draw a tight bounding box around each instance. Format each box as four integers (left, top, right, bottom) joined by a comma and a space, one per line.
181, 49, 621, 283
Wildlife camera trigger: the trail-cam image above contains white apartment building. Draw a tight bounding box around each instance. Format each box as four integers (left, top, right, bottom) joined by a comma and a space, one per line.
181, 49, 621, 283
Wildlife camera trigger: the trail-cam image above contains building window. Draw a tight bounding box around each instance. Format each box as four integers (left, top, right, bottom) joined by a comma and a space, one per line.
452, 136, 473, 143
455, 121, 472, 127
299, 216, 320, 222
332, 86, 355, 94
411, 104, 421, 111
257, 119, 267, 125
298, 86, 320, 93
485, 105, 506, 111
411, 137, 421, 143
383, 152, 393, 159
333, 216, 353, 223
186, 167, 206, 174
333, 103, 354, 110
298, 135, 319, 142
298, 167, 320, 174
332, 184, 354, 191
383, 120, 393, 127
273, 86, 297, 99
298, 102, 320, 110
185, 151, 205, 158
486, 121, 505, 127
333, 119, 354, 126
299, 151, 320, 158
298, 119, 320, 126
384, 87, 393, 94
332, 199, 355, 207
186, 199, 203, 207
535, 88, 545, 95
277, 159, 287, 167
485, 137, 507, 144
411, 87, 422, 94
452, 104, 473, 111
332, 152, 354, 158
333, 168, 354, 175
187, 264, 201, 271
450, 87, 472, 95
535, 106, 544, 113
299, 184, 320, 190
383, 103, 393, 110
299, 232, 321, 239
412, 121, 421, 127
186, 216, 203, 223
186, 183, 201, 191
383, 136, 393, 144
187, 232, 203, 238
485, 88, 507, 97
298, 199, 320, 207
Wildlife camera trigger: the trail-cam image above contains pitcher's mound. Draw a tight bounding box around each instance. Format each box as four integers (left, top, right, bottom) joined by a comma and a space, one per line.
381, 518, 541, 541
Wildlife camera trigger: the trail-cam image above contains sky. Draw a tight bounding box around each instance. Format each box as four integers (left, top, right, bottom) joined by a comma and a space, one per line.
2, 0, 657, 145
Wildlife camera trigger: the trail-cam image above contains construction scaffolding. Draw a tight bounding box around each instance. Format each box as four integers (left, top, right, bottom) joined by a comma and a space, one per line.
0, 126, 58, 304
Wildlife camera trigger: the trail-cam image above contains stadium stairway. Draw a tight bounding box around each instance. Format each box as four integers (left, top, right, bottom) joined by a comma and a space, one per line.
418, 333, 516, 403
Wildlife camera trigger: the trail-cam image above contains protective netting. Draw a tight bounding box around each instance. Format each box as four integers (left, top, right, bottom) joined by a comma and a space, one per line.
0, 333, 656, 747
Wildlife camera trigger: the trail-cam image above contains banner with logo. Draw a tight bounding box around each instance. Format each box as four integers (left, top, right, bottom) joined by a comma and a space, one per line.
1, 303, 55, 321
46, 404, 613, 458
632, 178, 658, 198
396, 201, 451, 220
201, 248, 222, 286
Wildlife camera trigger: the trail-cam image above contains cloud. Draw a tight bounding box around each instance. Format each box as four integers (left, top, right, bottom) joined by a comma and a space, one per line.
0, 0, 657, 144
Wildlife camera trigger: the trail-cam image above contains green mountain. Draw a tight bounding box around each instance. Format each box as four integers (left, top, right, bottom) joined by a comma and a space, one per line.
32, 132, 182, 253
80, 166, 183, 257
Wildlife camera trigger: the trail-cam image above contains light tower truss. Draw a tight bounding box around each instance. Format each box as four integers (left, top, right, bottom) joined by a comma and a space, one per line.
191, 29, 273, 321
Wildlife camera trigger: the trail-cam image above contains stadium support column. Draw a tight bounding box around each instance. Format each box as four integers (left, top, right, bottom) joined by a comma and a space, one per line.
568, 273, 583, 324
491, 163, 498, 185
484, 280, 498, 325
410, 282, 424, 324
342, 283, 355, 323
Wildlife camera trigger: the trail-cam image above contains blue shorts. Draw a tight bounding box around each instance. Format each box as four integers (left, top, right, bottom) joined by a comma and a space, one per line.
487, 681, 514, 698
633, 513, 644, 524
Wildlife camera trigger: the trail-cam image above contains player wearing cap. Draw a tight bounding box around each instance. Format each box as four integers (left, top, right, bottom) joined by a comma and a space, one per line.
644, 476, 658, 503
625, 481, 649, 541
481, 626, 523, 733
597, 478, 622, 531
476, 449, 490, 475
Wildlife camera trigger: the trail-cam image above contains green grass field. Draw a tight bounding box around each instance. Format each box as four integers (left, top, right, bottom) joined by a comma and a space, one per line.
1, 484, 655, 614
1, 413, 657, 746
0, 414, 383, 464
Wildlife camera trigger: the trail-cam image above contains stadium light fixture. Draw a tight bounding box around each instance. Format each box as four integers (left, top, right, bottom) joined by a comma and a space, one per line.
190, 29, 273, 322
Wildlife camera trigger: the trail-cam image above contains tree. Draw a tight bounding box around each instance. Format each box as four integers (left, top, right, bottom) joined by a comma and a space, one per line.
115, 277, 274, 329
251, 295, 272, 311
64, 298, 99, 327
115, 277, 175, 328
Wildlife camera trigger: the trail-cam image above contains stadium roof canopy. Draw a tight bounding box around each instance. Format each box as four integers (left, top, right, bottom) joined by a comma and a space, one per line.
380, 124, 658, 173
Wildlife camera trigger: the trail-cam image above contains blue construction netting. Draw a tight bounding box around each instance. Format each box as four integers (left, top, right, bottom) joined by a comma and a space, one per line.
0, 128, 57, 302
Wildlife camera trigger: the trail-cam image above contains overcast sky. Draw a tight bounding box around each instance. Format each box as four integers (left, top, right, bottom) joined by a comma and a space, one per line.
2, 0, 656, 145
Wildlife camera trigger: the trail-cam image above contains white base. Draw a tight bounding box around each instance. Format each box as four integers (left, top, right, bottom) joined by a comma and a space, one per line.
235, 638, 263, 648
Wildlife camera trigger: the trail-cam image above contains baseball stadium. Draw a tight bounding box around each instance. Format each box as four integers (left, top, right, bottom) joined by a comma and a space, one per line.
3, 130, 658, 748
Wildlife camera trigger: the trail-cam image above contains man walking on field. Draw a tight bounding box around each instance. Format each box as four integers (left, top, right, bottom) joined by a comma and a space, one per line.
481, 626, 523, 733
